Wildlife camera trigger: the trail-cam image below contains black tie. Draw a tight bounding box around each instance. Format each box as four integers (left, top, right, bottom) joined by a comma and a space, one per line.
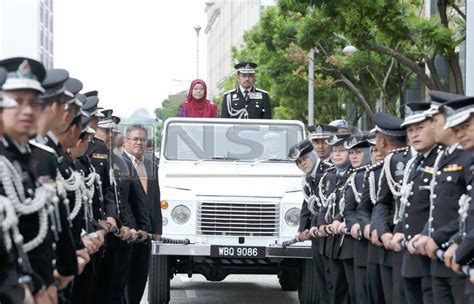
244, 89, 249, 103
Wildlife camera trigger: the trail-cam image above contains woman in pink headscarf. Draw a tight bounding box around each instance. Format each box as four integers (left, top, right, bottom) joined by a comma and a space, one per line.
177, 79, 218, 118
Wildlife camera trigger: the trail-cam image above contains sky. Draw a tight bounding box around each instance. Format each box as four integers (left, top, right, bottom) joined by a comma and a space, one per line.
54, 0, 208, 118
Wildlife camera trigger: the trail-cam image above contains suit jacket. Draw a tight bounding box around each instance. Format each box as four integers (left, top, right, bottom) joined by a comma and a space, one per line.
112, 154, 151, 231
122, 152, 162, 234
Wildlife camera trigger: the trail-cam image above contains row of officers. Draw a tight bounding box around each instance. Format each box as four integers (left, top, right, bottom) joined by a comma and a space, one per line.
0, 57, 162, 304
290, 90, 474, 304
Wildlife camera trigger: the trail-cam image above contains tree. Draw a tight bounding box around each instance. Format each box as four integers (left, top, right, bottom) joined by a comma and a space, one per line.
229, 5, 412, 126
153, 91, 186, 146
281, 0, 466, 94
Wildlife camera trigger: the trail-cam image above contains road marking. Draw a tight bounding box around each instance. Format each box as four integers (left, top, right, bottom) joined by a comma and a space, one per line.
185, 290, 197, 298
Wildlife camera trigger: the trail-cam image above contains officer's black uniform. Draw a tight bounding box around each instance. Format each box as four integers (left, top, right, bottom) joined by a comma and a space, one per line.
221, 62, 272, 119
318, 163, 352, 304
221, 86, 272, 119
424, 144, 471, 303
357, 160, 389, 304
0, 136, 56, 294
289, 139, 332, 304
344, 163, 369, 304
0, 230, 25, 304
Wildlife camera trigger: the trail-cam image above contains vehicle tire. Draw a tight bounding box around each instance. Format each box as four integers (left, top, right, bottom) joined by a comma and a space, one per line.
278, 269, 298, 291
148, 255, 171, 304
297, 259, 318, 304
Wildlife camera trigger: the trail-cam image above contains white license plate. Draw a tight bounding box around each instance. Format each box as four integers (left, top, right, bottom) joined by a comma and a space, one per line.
210, 245, 265, 258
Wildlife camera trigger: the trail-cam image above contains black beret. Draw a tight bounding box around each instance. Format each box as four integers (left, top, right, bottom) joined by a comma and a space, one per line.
288, 139, 313, 161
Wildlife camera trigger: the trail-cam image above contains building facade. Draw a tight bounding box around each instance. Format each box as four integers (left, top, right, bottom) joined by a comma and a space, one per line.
0, 0, 54, 68
204, 0, 274, 98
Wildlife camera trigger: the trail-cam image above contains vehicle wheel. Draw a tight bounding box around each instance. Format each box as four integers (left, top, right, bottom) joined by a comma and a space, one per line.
297, 259, 318, 304
148, 255, 171, 304
278, 269, 298, 291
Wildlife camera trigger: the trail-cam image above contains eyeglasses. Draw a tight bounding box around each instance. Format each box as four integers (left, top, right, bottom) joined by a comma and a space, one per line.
331, 148, 347, 153
127, 137, 146, 143
5, 96, 40, 110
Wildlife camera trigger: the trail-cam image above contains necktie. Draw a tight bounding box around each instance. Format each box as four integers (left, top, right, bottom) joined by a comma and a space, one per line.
135, 158, 147, 193
244, 89, 249, 103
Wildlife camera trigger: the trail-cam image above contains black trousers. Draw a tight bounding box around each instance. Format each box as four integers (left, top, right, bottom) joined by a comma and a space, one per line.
125, 241, 151, 304
380, 264, 393, 304
71, 249, 103, 304
403, 276, 433, 304
312, 241, 331, 304
367, 262, 385, 304
328, 257, 350, 304
392, 261, 406, 304
342, 259, 357, 304
96, 236, 133, 304
431, 276, 468, 304
354, 265, 368, 304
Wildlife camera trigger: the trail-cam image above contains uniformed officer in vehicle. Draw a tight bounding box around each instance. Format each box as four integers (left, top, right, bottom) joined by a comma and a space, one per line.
221, 62, 272, 119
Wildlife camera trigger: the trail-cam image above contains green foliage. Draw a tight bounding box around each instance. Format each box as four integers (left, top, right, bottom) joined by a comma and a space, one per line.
153, 92, 186, 146
222, 0, 465, 128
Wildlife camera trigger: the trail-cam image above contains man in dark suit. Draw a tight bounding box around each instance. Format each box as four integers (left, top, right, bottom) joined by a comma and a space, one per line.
123, 124, 162, 304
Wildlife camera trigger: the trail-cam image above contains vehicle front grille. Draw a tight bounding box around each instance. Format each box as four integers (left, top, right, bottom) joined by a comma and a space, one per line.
197, 201, 279, 236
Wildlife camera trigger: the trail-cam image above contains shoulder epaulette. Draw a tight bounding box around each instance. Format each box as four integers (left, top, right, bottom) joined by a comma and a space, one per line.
367, 161, 384, 171
322, 160, 333, 167
355, 164, 371, 172
388, 146, 409, 155
255, 87, 269, 94
29, 139, 57, 156
324, 166, 336, 173
223, 88, 237, 95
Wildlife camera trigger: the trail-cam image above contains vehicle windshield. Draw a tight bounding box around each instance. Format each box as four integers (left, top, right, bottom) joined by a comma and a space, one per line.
163, 121, 304, 161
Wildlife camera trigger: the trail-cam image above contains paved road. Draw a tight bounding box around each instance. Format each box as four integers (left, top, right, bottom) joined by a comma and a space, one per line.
141, 274, 299, 304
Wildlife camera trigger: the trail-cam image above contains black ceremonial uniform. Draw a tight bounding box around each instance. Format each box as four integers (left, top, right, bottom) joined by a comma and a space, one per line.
221, 87, 272, 119
358, 161, 389, 304
0, 136, 55, 294
372, 147, 412, 304
30, 140, 78, 279
344, 166, 369, 304
86, 138, 118, 221
317, 166, 352, 304
395, 145, 442, 304
303, 159, 333, 304
424, 145, 471, 303
0, 230, 25, 304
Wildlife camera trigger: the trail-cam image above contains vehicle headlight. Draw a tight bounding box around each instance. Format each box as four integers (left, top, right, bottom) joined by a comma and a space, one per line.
284, 207, 300, 227
171, 205, 191, 225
